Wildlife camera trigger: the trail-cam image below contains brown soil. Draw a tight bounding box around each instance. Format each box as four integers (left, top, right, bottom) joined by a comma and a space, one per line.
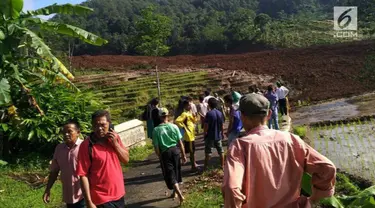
73, 41, 375, 103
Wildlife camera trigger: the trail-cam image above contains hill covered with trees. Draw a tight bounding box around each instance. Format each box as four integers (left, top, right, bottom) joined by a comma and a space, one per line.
49, 0, 375, 56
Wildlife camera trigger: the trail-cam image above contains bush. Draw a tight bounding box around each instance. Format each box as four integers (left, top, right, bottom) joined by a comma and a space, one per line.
0, 82, 107, 160
293, 126, 307, 137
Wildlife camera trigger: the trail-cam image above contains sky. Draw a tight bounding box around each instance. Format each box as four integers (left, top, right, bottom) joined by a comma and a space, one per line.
23, 0, 85, 11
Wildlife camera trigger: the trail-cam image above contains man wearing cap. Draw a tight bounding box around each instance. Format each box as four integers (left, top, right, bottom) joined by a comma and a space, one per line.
222, 94, 336, 208
152, 108, 187, 205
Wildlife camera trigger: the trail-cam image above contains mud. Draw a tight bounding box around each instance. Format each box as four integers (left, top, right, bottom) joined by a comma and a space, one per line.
292, 92, 375, 126
73, 41, 375, 103
312, 123, 375, 182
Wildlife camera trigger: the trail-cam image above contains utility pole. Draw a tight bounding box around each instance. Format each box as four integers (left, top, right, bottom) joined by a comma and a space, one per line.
155, 48, 162, 107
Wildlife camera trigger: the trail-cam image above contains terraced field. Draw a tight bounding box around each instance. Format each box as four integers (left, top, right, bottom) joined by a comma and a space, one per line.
75, 69, 275, 123
303, 118, 375, 183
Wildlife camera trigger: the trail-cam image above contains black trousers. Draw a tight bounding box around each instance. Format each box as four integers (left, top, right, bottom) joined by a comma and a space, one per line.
279, 98, 288, 115
160, 146, 182, 190
66, 199, 85, 208
97, 196, 125, 208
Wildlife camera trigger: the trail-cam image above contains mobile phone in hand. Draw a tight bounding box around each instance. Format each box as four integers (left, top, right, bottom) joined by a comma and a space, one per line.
109, 123, 115, 131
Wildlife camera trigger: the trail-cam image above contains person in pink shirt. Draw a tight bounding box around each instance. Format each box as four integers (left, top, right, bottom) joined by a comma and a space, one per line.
222, 94, 336, 208
43, 120, 85, 208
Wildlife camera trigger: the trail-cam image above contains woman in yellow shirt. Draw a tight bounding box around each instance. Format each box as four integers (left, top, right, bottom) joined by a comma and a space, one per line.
175, 100, 199, 170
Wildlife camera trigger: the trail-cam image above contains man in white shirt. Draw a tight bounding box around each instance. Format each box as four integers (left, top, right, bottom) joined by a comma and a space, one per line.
203, 90, 214, 104
276, 82, 289, 115
197, 96, 208, 130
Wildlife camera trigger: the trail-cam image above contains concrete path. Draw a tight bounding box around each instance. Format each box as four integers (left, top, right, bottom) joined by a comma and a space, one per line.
124, 133, 225, 208
123, 116, 291, 208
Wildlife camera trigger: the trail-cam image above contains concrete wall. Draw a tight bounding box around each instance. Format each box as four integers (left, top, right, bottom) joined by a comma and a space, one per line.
114, 119, 146, 148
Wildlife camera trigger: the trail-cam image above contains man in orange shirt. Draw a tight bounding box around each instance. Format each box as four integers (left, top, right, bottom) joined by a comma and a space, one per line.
222, 94, 336, 208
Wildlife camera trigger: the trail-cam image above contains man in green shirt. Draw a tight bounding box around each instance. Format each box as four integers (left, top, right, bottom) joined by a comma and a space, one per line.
152, 108, 187, 205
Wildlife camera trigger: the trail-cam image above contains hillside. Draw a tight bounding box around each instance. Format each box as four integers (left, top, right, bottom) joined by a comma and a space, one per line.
49, 0, 375, 56
73, 41, 375, 106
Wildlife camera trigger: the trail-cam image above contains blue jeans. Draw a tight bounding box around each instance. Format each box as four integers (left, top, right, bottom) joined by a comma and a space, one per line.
268, 110, 279, 130
179, 128, 185, 137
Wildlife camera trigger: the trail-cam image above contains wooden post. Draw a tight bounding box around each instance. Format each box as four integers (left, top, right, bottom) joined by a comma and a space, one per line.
156, 65, 161, 107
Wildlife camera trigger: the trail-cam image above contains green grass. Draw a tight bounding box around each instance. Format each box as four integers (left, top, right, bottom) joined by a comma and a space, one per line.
0, 172, 63, 208
82, 71, 209, 91
125, 140, 155, 169
182, 169, 224, 208
335, 173, 360, 196
74, 71, 217, 122
0, 141, 155, 208
293, 125, 307, 138
181, 168, 370, 208
0, 155, 63, 208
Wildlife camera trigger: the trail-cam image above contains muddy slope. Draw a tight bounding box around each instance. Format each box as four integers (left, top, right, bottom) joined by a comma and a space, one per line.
73, 41, 375, 102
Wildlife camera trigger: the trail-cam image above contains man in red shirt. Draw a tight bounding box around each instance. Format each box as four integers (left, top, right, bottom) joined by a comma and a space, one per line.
76, 110, 129, 208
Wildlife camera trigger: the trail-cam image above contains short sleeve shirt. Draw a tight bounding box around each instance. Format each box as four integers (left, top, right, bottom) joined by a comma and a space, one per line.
197, 103, 208, 117
152, 123, 182, 153
76, 133, 126, 205
265, 92, 279, 111
229, 106, 243, 133
50, 139, 83, 204
205, 109, 224, 141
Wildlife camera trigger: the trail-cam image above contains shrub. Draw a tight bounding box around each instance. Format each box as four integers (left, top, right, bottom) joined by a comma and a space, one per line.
293, 126, 307, 137
0, 82, 107, 160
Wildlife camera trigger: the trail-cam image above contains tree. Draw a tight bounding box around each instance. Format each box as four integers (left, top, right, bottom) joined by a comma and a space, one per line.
0, 0, 107, 158
0, 1, 107, 108
134, 5, 172, 104
254, 13, 272, 33
227, 8, 256, 41
134, 5, 172, 56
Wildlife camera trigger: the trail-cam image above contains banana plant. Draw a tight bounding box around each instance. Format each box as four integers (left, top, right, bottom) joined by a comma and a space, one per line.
302, 173, 375, 207
0, 0, 107, 109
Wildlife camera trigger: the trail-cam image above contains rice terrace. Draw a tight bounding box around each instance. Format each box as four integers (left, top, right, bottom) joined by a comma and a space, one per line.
2, 0, 375, 207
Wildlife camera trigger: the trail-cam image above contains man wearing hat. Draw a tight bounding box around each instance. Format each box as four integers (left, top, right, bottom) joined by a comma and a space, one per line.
152, 108, 187, 205
222, 94, 336, 208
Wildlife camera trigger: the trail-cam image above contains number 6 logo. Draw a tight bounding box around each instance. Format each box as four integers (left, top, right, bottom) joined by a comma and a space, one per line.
334, 6, 357, 31
338, 8, 352, 29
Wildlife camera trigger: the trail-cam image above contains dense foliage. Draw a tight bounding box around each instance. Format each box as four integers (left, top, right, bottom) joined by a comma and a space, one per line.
134, 6, 172, 56
0, 0, 107, 159
50, 0, 375, 56
0, 83, 106, 159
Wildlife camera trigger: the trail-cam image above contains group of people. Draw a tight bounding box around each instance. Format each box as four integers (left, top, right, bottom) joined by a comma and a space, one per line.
44, 81, 337, 208
245, 82, 290, 130
43, 110, 129, 208
144, 82, 337, 207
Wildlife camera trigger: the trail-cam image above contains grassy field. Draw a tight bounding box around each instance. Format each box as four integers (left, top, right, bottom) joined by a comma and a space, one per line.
0, 142, 154, 208
73, 70, 233, 123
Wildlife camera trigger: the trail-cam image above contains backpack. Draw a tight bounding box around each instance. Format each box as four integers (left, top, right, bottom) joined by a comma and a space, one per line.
141, 104, 150, 121
87, 133, 95, 174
